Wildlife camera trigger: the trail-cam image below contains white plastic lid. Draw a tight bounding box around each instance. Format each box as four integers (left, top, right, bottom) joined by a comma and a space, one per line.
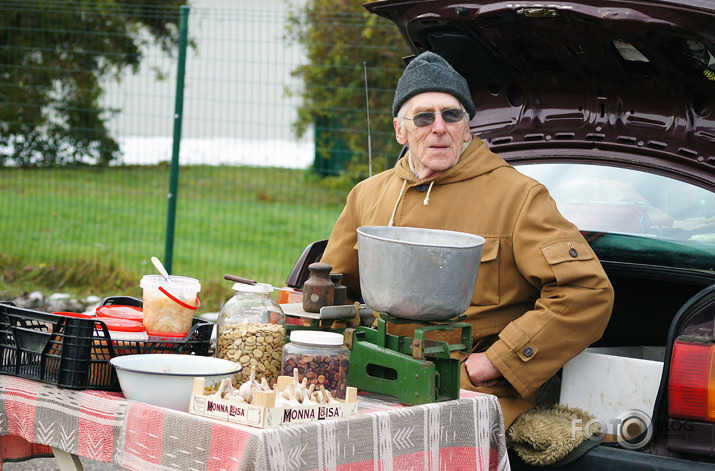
289, 330, 344, 346
232, 282, 273, 294
140, 274, 201, 293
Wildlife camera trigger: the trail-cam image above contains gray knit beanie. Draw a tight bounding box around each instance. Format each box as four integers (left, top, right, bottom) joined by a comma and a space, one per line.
392, 51, 476, 119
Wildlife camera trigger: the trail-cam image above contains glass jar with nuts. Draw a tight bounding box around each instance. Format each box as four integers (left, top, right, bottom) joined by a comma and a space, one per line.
281, 330, 350, 399
216, 283, 286, 387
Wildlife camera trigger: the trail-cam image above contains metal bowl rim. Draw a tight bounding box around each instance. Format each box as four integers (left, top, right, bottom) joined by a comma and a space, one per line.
357, 226, 486, 249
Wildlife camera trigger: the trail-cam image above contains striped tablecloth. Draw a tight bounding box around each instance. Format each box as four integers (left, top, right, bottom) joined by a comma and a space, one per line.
0, 375, 510, 470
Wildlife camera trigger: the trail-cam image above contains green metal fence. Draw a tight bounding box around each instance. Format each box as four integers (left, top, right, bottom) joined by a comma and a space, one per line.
0, 1, 410, 311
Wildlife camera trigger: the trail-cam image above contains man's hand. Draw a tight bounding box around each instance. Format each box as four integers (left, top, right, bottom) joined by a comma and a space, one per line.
465, 352, 507, 388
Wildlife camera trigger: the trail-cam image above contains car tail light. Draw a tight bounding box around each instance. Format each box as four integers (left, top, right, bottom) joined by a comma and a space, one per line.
669, 339, 715, 421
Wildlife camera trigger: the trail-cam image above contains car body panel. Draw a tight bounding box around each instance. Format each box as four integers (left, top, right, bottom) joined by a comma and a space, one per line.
509, 443, 715, 470
365, 0, 715, 191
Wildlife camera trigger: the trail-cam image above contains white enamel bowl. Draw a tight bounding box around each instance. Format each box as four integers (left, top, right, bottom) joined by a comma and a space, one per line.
110, 354, 241, 411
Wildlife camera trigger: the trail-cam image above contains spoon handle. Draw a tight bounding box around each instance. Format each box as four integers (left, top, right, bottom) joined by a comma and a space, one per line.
223, 274, 295, 292
151, 256, 171, 281
224, 274, 257, 285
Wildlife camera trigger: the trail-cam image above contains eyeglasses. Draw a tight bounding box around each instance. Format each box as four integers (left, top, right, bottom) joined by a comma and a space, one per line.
404, 108, 465, 127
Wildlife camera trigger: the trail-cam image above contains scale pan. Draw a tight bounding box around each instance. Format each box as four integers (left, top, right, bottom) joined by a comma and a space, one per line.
357, 226, 485, 321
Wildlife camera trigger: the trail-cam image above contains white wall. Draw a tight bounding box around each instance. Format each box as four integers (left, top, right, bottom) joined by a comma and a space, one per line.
104, 0, 312, 166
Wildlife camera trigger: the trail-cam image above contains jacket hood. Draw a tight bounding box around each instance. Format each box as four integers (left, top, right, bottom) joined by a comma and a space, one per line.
393, 137, 511, 185
386, 138, 511, 222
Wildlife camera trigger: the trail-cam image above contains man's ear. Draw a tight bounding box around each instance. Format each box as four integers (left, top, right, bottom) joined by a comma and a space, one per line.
463, 121, 472, 142
394, 118, 407, 146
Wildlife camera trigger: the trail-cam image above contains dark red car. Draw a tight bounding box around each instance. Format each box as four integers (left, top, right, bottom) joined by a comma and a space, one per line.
357, 0, 715, 469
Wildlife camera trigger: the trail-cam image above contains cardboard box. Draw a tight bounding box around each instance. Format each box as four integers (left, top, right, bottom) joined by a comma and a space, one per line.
189, 376, 358, 428
560, 347, 664, 436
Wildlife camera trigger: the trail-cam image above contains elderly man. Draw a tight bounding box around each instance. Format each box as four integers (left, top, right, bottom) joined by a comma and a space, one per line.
320, 51, 614, 427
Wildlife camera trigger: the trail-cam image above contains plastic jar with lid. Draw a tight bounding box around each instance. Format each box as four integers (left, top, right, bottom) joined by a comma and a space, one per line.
281, 330, 350, 399
140, 274, 201, 334
216, 282, 286, 387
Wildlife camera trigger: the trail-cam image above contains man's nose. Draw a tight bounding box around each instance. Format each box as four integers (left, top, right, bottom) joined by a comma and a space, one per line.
431, 114, 447, 133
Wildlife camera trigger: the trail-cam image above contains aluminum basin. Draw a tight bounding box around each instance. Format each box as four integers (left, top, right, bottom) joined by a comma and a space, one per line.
357, 226, 485, 321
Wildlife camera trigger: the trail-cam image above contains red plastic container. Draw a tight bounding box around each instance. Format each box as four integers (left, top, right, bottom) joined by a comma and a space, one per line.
96, 305, 143, 322
52, 311, 94, 318
146, 330, 188, 342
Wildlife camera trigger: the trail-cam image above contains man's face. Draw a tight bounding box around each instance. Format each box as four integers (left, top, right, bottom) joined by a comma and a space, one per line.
394, 92, 472, 180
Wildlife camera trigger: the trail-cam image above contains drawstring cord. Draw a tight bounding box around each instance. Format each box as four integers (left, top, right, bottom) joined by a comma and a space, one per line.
391, 147, 445, 224
389, 178, 433, 226
388, 179, 408, 227
423, 181, 434, 206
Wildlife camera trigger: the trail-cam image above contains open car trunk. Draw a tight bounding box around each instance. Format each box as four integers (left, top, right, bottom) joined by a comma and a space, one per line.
551, 260, 715, 463
596, 262, 714, 349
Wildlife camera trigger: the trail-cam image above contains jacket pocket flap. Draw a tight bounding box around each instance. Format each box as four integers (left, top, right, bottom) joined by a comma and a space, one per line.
480, 237, 499, 263
541, 240, 593, 264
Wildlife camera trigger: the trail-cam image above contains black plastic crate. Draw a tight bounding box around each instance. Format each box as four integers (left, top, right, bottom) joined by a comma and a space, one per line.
0, 302, 214, 391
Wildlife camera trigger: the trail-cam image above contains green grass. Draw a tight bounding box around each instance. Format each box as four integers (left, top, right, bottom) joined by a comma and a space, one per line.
0, 165, 347, 313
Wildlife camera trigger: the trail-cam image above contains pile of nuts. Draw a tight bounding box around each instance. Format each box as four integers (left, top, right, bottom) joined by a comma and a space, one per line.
281, 353, 348, 399
216, 322, 286, 386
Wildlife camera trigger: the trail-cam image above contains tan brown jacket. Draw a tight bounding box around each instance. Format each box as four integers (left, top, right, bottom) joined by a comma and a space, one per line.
321, 137, 614, 425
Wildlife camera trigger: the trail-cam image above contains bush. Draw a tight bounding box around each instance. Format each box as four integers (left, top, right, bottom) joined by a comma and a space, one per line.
285, 0, 411, 182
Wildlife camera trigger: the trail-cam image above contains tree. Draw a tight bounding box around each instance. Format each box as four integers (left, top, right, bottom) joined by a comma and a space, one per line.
0, 0, 188, 167
285, 0, 411, 183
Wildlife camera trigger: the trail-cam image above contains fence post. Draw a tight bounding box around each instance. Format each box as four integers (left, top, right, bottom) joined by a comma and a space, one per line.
164, 5, 190, 274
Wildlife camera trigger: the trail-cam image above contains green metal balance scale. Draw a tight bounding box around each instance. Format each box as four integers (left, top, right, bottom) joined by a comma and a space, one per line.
280, 303, 472, 406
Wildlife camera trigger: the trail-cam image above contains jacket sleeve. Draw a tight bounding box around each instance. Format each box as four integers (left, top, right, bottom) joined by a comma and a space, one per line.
485, 184, 614, 398
320, 185, 363, 302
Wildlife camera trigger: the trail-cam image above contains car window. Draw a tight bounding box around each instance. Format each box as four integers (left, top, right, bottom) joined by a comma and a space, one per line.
516, 163, 715, 270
